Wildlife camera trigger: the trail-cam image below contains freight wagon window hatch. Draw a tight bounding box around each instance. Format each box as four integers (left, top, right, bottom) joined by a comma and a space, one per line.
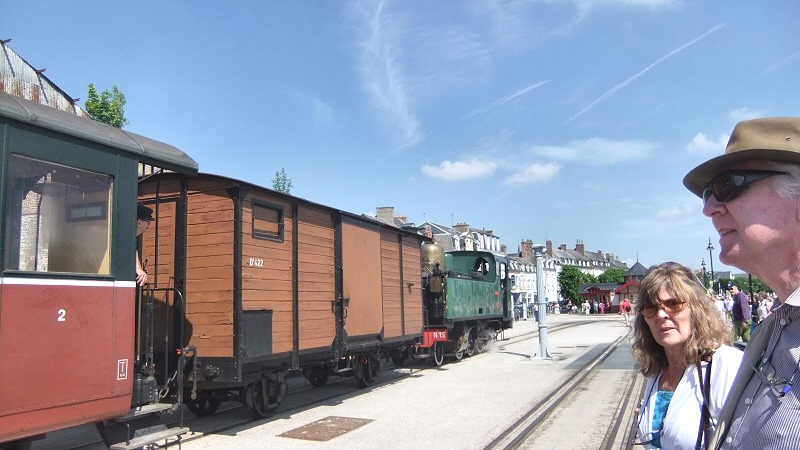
252, 200, 284, 242
279, 416, 373, 442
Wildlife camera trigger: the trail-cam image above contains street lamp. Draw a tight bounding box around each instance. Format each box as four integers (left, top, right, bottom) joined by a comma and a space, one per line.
532, 244, 553, 360
707, 239, 715, 294
701, 258, 707, 287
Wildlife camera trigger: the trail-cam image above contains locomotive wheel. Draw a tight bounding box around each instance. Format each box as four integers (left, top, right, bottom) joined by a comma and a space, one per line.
185, 394, 222, 416
303, 365, 330, 387
475, 338, 486, 354
454, 349, 465, 360
465, 337, 476, 357
355, 355, 380, 388
243, 378, 277, 420
431, 342, 444, 367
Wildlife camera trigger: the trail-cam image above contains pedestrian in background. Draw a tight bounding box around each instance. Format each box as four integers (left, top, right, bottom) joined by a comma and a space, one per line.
620, 297, 632, 327
728, 284, 751, 343
632, 262, 742, 449
683, 116, 800, 448
723, 294, 733, 322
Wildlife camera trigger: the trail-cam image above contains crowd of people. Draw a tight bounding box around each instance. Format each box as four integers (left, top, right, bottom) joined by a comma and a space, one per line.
628, 117, 800, 449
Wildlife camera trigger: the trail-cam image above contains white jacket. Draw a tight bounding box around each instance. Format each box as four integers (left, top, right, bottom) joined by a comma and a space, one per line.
637, 345, 743, 449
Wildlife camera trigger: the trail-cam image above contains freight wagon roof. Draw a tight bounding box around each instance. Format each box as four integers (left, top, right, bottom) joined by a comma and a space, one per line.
0, 91, 198, 175
186, 171, 430, 240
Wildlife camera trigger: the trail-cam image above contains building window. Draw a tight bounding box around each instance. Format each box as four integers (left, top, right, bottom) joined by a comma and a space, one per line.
252, 200, 284, 241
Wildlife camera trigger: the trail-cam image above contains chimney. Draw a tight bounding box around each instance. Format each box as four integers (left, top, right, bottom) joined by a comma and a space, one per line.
559, 244, 567, 251
395, 214, 408, 224
546, 240, 553, 257
521, 239, 532, 259
453, 222, 470, 233
576, 239, 585, 255
425, 224, 433, 238
501, 244, 507, 256
376, 206, 394, 223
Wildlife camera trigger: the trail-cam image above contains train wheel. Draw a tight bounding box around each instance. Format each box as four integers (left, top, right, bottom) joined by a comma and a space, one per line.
303, 365, 330, 387
454, 349, 464, 360
465, 337, 475, 357
474, 338, 486, 355
185, 394, 222, 416
431, 342, 444, 367
243, 378, 278, 420
355, 354, 380, 388
390, 349, 407, 367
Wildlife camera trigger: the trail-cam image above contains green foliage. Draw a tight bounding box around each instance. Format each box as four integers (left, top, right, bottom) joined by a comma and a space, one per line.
727, 275, 770, 296
598, 267, 626, 283
85, 83, 128, 128
558, 265, 583, 304
272, 168, 293, 194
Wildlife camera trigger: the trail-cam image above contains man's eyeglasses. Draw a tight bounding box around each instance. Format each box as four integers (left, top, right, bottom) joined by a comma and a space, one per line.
752, 360, 795, 397
640, 299, 687, 318
702, 170, 787, 204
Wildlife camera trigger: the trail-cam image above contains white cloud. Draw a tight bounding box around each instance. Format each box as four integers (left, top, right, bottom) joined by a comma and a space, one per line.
351, 0, 422, 150
531, 137, 656, 166
685, 132, 727, 154
728, 107, 766, 122
421, 158, 497, 181
656, 203, 695, 219
502, 162, 561, 187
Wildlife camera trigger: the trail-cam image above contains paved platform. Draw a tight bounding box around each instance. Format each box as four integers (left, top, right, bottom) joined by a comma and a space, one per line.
177, 313, 637, 450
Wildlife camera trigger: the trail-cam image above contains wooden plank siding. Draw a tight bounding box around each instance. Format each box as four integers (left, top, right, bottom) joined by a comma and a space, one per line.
295, 207, 336, 351
183, 189, 235, 358
240, 194, 294, 354
380, 231, 403, 338
402, 239, 425, 335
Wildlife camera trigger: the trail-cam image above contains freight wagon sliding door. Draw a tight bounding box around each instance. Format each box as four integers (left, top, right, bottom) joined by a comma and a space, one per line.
340, 218, 383, 340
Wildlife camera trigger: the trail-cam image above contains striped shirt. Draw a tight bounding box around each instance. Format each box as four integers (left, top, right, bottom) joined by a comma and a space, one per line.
723, 287, 800, 449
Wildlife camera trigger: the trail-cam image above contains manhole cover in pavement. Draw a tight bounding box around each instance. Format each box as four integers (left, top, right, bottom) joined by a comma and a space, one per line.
279, 416, 374, 441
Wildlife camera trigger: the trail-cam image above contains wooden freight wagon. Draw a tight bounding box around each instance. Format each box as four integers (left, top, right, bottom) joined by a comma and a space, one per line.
138, 173, 427, 418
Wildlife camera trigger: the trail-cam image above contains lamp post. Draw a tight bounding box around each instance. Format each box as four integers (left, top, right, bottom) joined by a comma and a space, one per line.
707, 239, 715, 294
701, 258, 707, 287
532, 244, 553, 360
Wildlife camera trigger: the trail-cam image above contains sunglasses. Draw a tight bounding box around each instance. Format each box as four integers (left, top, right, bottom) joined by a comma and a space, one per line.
640, 298, 687, 318
702, 170, 787, 204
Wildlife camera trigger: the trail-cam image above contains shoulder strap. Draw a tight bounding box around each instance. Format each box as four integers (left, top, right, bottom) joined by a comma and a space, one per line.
695, 358, 714, 450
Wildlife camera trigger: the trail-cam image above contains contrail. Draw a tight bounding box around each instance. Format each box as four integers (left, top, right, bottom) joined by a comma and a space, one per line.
564, 23, 727, 125
463, 81, 549, 120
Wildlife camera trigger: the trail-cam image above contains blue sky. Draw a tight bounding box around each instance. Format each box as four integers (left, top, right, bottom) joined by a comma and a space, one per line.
3, 1, 799, 274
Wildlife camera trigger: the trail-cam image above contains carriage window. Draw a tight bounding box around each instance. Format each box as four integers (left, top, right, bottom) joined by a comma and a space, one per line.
3, 155, 113, 274
252, 201, 283, 241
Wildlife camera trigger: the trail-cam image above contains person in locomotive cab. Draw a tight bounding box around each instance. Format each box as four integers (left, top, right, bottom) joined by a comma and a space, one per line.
136, 203, 153, 286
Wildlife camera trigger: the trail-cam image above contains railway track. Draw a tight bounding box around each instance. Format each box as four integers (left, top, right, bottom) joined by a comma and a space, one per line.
484, 326, 640, 450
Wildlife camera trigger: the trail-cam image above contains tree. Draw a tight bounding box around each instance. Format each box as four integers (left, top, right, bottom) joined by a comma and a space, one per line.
728, 275, 770, 296
558, 265, 583, 305
272, 168, 293, 194
85, 83, 128, 128
598, 267, 626, 283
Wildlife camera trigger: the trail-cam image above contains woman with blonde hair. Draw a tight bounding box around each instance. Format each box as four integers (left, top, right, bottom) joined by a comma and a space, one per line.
632, 262, 743, 449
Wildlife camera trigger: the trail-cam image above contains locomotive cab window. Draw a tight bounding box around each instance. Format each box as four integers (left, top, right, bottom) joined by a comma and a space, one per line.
3, 155, 113, 274
252, 200, 284, 241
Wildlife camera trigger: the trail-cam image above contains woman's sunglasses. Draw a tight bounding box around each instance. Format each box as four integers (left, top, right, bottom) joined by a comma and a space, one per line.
640, 299, 687, 318
702, 170, 787, 204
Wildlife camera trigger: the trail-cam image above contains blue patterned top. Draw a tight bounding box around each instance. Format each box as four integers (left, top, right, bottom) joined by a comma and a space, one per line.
652, 390, 674, 448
